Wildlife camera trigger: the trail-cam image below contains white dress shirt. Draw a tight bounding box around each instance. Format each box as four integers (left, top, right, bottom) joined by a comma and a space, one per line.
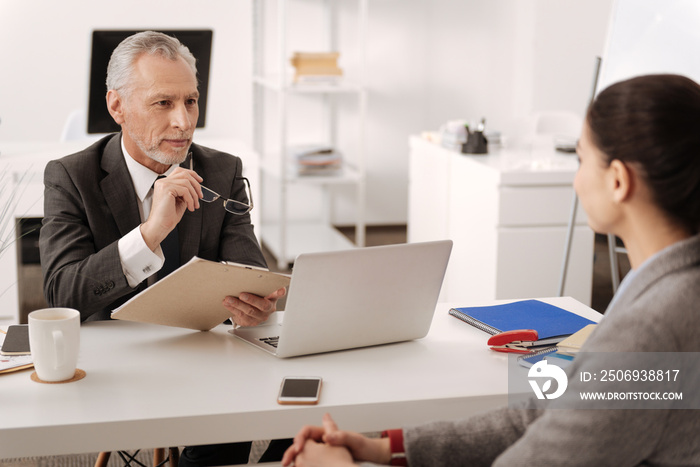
117, 138, 176, 288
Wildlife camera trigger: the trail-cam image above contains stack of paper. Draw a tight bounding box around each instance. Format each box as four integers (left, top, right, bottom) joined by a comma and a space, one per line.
290, 52, 343, 83
438, 120, 468, 152
291, 145, 343, 176
556, 324, 597, 356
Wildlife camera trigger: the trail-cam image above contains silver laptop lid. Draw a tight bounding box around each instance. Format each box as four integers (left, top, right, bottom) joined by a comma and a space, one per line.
273, 240, 452, 357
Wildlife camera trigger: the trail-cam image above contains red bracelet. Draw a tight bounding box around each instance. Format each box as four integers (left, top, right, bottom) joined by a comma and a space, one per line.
382, 429, 407, 466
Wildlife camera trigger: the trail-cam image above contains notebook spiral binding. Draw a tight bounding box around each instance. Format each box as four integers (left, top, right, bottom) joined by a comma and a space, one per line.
448, 308, 500, 335
517, 346, 558, 362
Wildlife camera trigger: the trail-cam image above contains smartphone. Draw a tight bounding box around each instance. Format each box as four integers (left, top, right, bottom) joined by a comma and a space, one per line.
277, 376, 323, 405
1, 324, 30, 356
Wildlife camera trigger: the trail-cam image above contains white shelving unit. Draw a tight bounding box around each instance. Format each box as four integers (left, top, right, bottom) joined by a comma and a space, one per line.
252, 0, 367, 269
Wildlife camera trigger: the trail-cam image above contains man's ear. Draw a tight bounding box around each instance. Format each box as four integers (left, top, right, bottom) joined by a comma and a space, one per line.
609, 159, 634, 204
106, 90, 125, 125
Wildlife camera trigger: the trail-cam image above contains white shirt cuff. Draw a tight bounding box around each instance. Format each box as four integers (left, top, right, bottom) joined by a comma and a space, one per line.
118, 226, 164, 288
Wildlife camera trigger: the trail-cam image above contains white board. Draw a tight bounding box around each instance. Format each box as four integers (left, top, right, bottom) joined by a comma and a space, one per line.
597, 0, 700, 93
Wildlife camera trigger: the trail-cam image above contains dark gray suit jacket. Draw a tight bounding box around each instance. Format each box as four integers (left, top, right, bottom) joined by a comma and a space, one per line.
39, 133, 266, 322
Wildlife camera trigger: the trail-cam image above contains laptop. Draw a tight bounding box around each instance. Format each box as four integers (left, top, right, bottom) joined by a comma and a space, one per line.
230, 240, 453, 357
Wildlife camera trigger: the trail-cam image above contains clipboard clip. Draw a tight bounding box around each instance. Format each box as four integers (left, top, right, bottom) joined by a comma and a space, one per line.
488, 329, 539, 354
221, 261, 269, 272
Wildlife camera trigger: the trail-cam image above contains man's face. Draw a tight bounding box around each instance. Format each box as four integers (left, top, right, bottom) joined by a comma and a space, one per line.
111, 53, 199, 172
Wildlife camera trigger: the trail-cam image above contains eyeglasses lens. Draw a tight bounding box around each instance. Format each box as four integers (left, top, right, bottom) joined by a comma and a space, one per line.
200, 186, 219, 203
223, 200, 252, 215
200, 181, 252, 214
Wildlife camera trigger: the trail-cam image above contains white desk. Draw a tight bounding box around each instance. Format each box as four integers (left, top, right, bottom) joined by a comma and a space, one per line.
408, 136, 594, 305
0, 138, 260, 324
0, 296, 601, 460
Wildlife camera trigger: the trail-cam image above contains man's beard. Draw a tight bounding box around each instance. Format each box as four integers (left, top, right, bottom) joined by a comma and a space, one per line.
128, 128, 192, 166
136, 137, 191, 166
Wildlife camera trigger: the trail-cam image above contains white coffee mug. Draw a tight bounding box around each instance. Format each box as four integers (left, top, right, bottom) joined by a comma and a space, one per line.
28, 308, 81, 382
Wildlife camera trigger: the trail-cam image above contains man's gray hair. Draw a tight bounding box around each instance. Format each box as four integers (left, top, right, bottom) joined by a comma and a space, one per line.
106, 31, 197, 95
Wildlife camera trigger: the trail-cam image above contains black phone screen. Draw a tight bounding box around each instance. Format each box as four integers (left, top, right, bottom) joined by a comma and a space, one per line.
1, 324, 30, 355
280, 378, 321, 398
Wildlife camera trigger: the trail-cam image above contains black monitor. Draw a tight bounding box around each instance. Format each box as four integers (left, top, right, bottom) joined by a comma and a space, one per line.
87, 29, 213, 134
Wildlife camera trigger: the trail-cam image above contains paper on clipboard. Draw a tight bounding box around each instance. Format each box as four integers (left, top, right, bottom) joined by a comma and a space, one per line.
112, 257, 291, 331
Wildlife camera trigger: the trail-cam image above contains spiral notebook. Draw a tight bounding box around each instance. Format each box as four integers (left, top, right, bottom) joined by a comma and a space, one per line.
449, 299, 596, 345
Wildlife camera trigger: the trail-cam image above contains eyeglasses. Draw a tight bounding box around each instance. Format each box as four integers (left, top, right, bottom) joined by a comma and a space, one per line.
200, 177, 254, 215
185, 153, 253, 215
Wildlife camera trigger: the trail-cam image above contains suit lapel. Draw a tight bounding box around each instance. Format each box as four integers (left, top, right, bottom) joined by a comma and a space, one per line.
177, 150, 202, 263
100, 134, 142, 237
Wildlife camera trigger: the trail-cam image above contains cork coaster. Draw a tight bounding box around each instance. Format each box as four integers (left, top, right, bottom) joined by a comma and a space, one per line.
31, 368, 86, 384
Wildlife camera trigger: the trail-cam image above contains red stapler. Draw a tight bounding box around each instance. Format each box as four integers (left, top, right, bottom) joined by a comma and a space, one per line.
487, 329, 539, 354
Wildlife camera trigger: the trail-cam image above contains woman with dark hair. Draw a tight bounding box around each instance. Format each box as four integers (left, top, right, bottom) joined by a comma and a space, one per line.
281, 74, 700, 467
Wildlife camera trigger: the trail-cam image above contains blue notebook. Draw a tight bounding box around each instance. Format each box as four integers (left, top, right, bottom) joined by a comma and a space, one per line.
449, 299, 596, 344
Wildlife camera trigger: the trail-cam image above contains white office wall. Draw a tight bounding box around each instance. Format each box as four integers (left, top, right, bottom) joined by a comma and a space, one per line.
530, 1, 614, 113
422, 0, 613, 138
0, 0, 613, 226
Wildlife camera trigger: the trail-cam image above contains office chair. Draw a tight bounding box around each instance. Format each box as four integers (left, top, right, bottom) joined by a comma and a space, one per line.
531, 110, 582, 135
527, 110, 582, 149
94, 447, 179, 467
60, 109, 103, 143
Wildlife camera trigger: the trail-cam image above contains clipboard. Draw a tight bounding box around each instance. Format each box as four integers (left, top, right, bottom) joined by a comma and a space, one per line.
112, 257, 291, 331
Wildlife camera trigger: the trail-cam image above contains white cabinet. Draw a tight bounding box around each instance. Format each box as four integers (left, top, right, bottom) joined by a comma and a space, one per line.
252, 0, 367, 269
408, 136, 594, 305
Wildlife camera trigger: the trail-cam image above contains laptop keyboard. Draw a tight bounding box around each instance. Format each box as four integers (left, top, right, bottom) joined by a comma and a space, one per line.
259, 336, 280, 348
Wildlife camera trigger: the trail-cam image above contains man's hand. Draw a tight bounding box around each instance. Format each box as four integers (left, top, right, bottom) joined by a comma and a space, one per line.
223, 287, 286, 327
140, 168, 204, 251
282, 413, 392, 466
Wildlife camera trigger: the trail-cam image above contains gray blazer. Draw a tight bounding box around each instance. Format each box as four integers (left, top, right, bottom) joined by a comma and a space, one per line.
39, 133, 266, 322
401, 234, 700, 467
